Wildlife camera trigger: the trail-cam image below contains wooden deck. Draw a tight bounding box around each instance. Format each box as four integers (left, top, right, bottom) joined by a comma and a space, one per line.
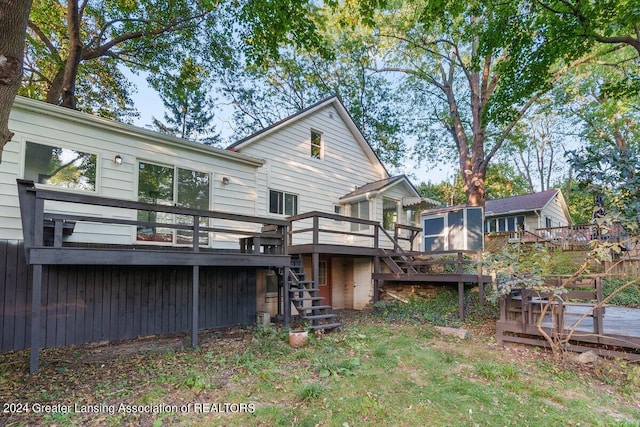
16, 180, 292, 373
497, 278, 640, 360
288, 212, 488, 319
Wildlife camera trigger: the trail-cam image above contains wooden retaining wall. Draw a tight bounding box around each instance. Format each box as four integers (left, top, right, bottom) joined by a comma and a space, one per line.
1, 240, 257, 353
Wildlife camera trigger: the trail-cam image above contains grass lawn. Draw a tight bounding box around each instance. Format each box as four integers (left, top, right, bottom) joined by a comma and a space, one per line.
1, 309, 639, 426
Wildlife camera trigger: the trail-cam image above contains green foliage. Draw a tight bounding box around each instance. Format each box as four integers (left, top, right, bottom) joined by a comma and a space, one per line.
484, 243, 558, 300
603, 278, 640, 307
148, 57, 220, 144
312, 356, 361, 378
22, 0, 331, 122
374, 288, 497, 327
568, 144, 640, 232
297, 382, 327, 402
484, 163, 531, 199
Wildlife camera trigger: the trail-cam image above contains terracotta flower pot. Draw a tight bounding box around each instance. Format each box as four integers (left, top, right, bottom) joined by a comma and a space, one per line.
289, 330, 308, 348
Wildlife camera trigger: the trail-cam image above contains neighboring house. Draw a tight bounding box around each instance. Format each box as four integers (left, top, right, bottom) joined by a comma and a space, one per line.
484, 189, 571, 235
0, 95, 433, 363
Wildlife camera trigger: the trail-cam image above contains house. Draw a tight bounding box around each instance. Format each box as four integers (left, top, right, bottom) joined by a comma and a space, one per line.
227, 98, 435, 313
484, 189, 571, 234
1, 96, 435, 371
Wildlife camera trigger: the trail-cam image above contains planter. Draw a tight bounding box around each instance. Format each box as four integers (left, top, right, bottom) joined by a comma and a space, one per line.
288, 330, 308, 348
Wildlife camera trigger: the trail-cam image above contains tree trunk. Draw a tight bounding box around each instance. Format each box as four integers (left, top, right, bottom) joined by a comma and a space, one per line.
0, 0, 33, 163
61, 0, 82, 108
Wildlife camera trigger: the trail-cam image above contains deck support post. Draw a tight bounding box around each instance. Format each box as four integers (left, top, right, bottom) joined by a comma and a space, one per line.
373, 256, 381, 303
30, 264, 43, 374
312, 252, 320, 326
191, 265, 199, 348
476, 251, 485, 306
457, 252, 465, 320
458, 281, 465, 320
284, 268, 291, 328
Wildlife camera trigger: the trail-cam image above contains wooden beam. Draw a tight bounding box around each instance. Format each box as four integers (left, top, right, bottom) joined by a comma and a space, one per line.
192, 266, 199, 348
28, 248, 290, 268
30, 265, 42, 374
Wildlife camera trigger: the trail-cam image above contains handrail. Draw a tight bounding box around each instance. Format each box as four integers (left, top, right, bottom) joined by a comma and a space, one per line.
287, 210, 419, 251
16, 179, 288, 256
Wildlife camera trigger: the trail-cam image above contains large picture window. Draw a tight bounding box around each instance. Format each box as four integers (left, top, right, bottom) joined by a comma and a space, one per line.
269, 190, 298, 216
137, 161, 210, 245
24, 141, 97, 191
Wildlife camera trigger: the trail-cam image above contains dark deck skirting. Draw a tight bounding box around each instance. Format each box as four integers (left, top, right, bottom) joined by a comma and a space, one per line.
28, 247, 290, 268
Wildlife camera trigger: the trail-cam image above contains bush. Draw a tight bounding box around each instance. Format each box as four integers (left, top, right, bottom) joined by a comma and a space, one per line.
603, 278, 640, 307
374, 287, 498, 327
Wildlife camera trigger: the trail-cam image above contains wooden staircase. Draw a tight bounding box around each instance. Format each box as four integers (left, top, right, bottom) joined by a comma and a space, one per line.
378, 248, 437, 276
286, 255, 342, 332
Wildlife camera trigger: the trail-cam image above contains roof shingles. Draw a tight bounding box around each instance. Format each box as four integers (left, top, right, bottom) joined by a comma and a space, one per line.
485, 189, 559, 216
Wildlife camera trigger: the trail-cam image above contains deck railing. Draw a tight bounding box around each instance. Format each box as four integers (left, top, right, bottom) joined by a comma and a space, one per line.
502, 223, 628, 249
17, 179, 289, 256
287, 211, 420, 252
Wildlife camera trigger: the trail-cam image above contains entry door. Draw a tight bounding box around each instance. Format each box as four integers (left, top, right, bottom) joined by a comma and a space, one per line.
317, 258, 332, 303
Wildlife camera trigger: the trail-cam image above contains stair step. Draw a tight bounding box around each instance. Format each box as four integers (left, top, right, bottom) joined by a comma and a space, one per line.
291, 280, 314, 286
302, 313, 337, 321
289, 288, 318, 294
291, 296, 324, 301
308, 322, 342, 331
297, 305, 332, 312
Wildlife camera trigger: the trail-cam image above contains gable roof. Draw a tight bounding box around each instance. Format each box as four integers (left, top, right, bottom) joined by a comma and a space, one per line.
485, 189, 563, 217
339, 175, 440, 208
227, 96, 389, 177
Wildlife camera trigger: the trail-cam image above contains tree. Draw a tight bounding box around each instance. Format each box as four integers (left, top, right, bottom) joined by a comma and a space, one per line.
371, 1, 555, 206
502, 107, 568, 193
484, 163, 531, 200
21, 0, 330, 118
218, 2, 408, 168
416, 162, 528, 206
149, 57, 220, 145
0, 0, 33, 164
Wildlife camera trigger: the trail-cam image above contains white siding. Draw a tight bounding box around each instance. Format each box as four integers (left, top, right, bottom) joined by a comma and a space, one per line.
541, 194, 570, 228
0, 99, 260, 245
237, 104, 386, 220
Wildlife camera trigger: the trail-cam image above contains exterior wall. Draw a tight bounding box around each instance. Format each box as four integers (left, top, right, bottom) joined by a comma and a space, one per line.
234, 103, 391, 247
1, 97, 261, 247
522, 213, 539, 231
540, 195, 570, 228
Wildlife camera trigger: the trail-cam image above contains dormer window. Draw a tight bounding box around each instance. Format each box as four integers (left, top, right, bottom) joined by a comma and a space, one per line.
311, 130, 323, 159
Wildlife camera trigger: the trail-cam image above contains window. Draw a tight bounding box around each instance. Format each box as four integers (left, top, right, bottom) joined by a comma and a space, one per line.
311, 130, 322, 159
265, 270, 279, 294
269, 190, 298, 216
485, 215, 526, 233
136, 161, 210, 244
423, 216, 445, 251
545, 217, 552, 228
405, 208, 419, 227
318, 261, 328, 286
383, 198, 398, 230
24, 141, 97, 191
350, 199, 369, 231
